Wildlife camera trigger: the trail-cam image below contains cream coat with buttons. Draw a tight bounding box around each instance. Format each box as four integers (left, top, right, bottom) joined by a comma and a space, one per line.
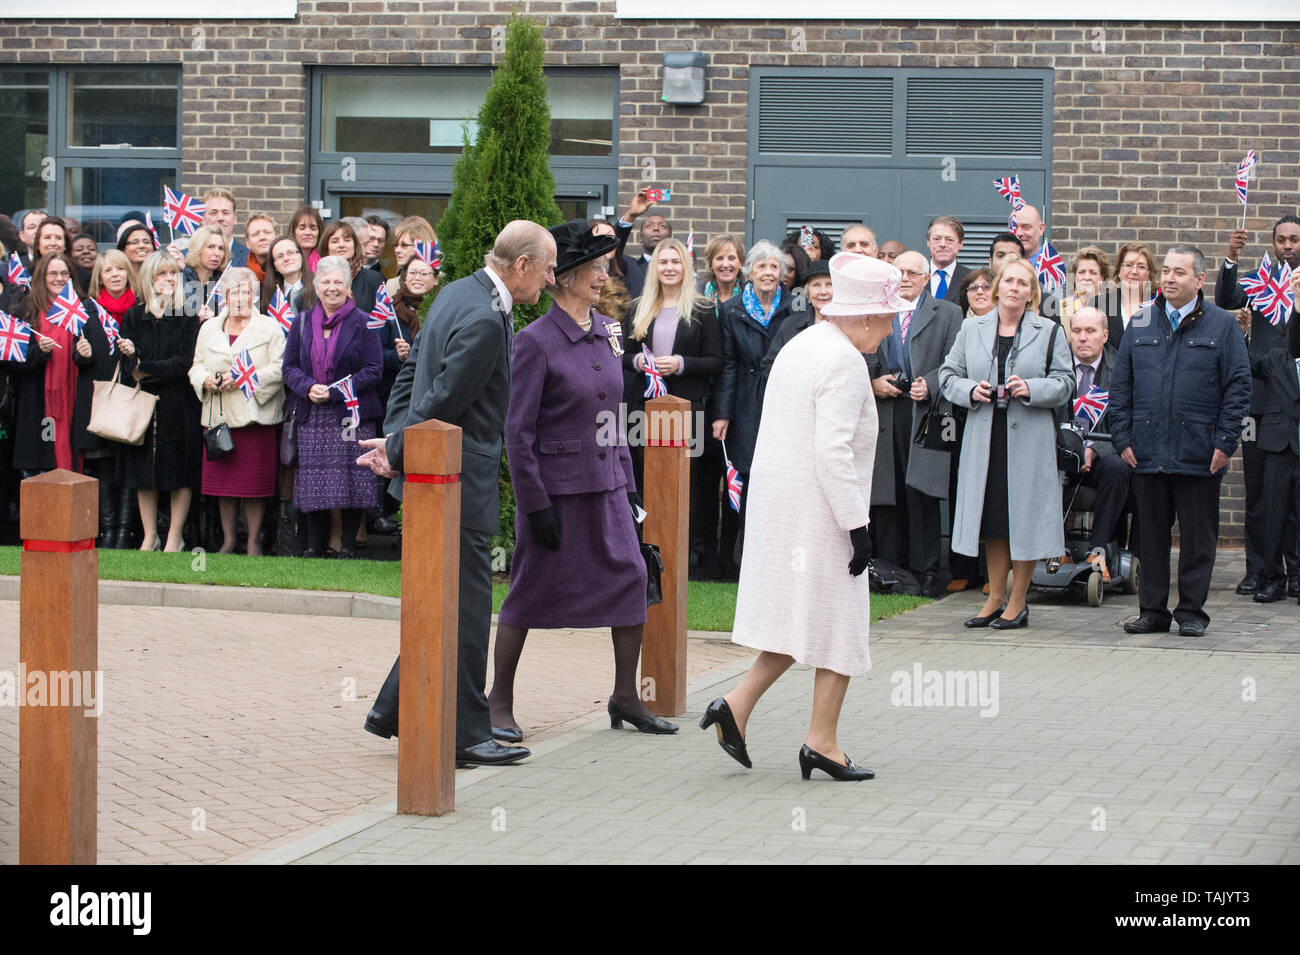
189, 309, 287, 428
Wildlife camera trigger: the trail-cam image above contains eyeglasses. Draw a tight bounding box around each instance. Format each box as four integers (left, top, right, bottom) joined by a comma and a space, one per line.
968, 283, 992, 294
899, 269, 927, 278
1120, 262, 1149, 272
405, 268, 436, 280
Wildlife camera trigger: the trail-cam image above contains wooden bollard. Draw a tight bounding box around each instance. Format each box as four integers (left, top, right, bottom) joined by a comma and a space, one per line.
398, 420, 462, 816
642, 395, 691, 716
19, 469, 98, 865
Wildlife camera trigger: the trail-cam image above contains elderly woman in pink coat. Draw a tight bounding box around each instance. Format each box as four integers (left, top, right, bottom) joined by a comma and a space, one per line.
700, 253, 905, 782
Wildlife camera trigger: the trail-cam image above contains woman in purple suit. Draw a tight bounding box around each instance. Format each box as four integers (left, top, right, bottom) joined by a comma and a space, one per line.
488, 220, 678, 742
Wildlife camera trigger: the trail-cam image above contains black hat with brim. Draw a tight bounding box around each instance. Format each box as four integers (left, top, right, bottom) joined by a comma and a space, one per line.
550, 218, 621, 276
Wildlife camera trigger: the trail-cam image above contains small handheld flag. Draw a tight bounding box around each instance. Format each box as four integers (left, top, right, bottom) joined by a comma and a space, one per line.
1235, 150, 1258, 204
1073, 386, 1110, 430
1239, 253, 1272, 299
1033, 241, 1066, 291
369, 283, 395, 330
91, 300, 120, 355
228, 348, 259, 400
1251, 260, 1294, 327
163, 185, 205, 236
993, 175, 1025, 231
144, 210, 162, 249
46, 282, 89, 336
330, 375, 360, 428
684, 232, 695, 259
0, 310, 32, 362
7, 253, 31, 289
413, 239, 441, 269
267, 288, 294, 335
722, 443, 743, 513
641, 346, 668, 399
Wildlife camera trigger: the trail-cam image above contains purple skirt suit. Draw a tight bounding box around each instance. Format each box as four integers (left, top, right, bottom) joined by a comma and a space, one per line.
499, 303, 647, 629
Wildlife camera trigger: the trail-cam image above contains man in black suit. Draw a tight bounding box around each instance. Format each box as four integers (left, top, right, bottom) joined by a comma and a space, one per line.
357, 220, 557, 767
1247, 343, 1300, 603
1064, 306, 1134, 576
925, 214, 970, 305
1217, 215, 1300, 596
870, 250, 964, 596
614, 189, 671, 298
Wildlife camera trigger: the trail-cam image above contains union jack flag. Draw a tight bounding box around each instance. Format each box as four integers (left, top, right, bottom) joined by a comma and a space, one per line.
413, 239, 441, 269
228, 348, 259, 400
144, 210, 162, 249
724, 447, 743, 512
91, 300, 120, 355
1033, 241, 1066, 290
330, 374, 360, 427
1239, 253, 1272, 298
1248, 259, 1295, 326
369, 283, 396, 330
1235, 149, 1258, 204
684, 232, 695, 259
163, 185, 205, 235
992, 175, 1025, 210
46, 281, 88, 336
641, 346, 667, 399
1073, 385, 1110, 430
0, 310, 32, 362
7, 253, 30, 289
267, 287, 294, 335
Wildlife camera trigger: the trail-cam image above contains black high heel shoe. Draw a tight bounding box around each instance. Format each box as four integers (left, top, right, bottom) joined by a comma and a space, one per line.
964, 604, 1007, 628
798, 744, 875, 781
698, 697, 752, 768
608, 700, 678, 734
989, 607, 1029, 629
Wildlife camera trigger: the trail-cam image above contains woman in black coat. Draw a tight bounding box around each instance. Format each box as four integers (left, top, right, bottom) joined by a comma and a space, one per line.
318, 221, 382, 315
712, 239, 793, 577
117, 250, 202, 551
2, 252, 107, 477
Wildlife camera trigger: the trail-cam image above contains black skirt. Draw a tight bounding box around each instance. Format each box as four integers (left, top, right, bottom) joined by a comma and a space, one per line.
980, 334, 1014, 540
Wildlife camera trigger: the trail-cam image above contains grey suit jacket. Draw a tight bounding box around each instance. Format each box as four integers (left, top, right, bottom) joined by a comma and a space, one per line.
383, 270, 513, 534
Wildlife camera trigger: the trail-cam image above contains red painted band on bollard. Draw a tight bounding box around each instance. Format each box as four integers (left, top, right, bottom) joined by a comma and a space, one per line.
406, 473, 460, 484
23, 539, 95, 553
646, 439, 688, 447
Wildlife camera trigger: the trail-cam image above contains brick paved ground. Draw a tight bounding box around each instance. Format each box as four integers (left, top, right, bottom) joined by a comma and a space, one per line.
0, 604, 753, 865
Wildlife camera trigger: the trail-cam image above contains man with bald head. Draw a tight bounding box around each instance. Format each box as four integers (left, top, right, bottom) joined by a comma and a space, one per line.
869, 249, 963, 595
359, 219, 557, 767
841, 225, 878, 257
1065, 305, 1133, 575
1013, 205, 1046, 260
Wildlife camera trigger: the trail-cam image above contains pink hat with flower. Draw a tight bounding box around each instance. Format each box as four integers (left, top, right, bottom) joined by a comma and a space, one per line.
820, 251, 909, 316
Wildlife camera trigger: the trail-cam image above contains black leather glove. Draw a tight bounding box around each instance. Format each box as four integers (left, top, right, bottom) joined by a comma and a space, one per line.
527, 507, 561, 551
848, 525, 871, 577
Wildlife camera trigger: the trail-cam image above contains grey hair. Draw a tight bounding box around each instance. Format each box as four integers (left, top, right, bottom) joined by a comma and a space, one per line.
341, 216, 370, 240
485, 220, 552, 274
313, 255, 353, 289
743, 239, 785, 280
217, 265, 259, 297
1166, 244, 1206, 276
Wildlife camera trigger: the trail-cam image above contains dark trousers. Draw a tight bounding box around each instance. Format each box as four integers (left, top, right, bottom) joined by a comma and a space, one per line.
1242, 434, 1266, 574
1258, 448, 1300, 582
1081, 452, 1135, 549
873, 397, 940, 577
1134, 472, 1222, 627
371, 526, 494, 748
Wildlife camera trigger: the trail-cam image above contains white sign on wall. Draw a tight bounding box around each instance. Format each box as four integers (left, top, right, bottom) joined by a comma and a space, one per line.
616, 0, 1300, 19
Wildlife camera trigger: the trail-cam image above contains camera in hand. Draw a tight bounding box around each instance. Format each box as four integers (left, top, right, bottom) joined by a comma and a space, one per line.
891, 374, 912, 394
995, 383, 1009, 409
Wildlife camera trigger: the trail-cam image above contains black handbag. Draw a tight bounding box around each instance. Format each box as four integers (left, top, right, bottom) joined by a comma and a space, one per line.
913, 399, 960, 452
203, 393, 235, 461
279, 408, 297, 468
641, 542, 664, 607
1041, 322, 1081, 474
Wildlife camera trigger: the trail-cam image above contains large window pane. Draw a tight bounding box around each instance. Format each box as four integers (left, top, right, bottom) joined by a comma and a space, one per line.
321, 71, 615, 157
68, 68, 179, 149
0, 70, 50, 220
66, 166, 176, 245
339, 194, 450, 275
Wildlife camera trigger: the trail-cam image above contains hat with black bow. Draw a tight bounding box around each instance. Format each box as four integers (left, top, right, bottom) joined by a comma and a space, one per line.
549, 219, 621, 276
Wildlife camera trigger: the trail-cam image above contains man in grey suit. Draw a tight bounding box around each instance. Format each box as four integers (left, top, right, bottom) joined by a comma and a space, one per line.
870, 250, 964, 595
357, 220, 557, 767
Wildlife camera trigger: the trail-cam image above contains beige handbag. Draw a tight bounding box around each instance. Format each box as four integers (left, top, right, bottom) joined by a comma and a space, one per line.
87, 365, 159, 446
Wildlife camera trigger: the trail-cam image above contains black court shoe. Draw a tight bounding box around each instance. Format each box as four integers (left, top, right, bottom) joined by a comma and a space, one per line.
699, 697, 752, 768
964, 604, 1007, 628
798, 744, 875, 781
608, 700, 678, 734
989, 608, 1029, 629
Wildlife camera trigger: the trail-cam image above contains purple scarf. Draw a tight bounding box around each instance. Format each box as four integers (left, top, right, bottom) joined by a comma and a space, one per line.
309, 300, 349, 383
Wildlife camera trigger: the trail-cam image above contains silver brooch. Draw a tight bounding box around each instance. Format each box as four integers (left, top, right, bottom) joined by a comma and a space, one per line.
604, 321, 624, 357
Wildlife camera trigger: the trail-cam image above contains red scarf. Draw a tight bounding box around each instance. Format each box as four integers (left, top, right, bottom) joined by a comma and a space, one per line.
39, 311, 79, 471
96, 287, 136, 323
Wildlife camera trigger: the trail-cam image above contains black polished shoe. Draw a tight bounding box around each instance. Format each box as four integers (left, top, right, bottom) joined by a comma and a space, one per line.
492, 724, 524, 744
364, 709, 398, 739
1253, 578, 1286, 603
1124, 614, 1171, 634
698, 697, 752, 768
1178, 619, 1207, 637
1236, 573, 1261, 595
964, 604, 1007, 628
1289, 575, 1300, 598
989, 607, 1028, 629
455, 739, 530, 768
798, 744, 874, 781
608, 700, 679, 734
338, 547, 359, 560
301, 548, 322, 559
917, 573, 941, 598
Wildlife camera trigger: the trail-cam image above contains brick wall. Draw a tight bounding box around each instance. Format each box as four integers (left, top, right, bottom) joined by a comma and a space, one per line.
5, 6, 1298, 542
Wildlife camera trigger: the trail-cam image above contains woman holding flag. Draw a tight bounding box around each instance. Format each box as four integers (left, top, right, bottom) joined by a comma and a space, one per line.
190, 267, 286, 555
281, 255, 381, 559
183, 224, 231, 322
117, 251, 202, 552
376, 242, 437, 407
86, 249, 138, 547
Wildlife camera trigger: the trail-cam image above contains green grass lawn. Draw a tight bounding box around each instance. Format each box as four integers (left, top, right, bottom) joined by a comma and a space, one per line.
0, 546, 930, 631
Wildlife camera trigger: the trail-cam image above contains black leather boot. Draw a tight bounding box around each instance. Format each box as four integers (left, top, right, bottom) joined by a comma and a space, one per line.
96, 472, 116, 549
277, 499, 303, 557
113, 484, 137, 549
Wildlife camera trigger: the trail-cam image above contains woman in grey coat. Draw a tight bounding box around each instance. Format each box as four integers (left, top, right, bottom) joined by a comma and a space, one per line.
940, 257, 1074, 629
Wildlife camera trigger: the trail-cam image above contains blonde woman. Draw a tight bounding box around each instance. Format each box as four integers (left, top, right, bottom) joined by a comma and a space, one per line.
386, 215, 439, 299
1062, 246, 1111, 331
183, 224, 230, 322
89, 249, 138, 326
117, 251, 203, 551
189, 267, 287, 555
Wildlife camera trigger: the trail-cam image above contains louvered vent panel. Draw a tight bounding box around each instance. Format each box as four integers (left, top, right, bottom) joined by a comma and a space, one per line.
905, 77, 1045, 157
758, 76, 893, 155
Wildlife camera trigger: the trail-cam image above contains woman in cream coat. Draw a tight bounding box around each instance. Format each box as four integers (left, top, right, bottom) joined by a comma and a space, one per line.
700, 252, 905, 783
939, 256, 1074, 629
190, 267, 286, 554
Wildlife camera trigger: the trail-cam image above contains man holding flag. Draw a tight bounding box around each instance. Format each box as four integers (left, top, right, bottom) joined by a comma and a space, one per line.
1216, 213, 1300, 597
